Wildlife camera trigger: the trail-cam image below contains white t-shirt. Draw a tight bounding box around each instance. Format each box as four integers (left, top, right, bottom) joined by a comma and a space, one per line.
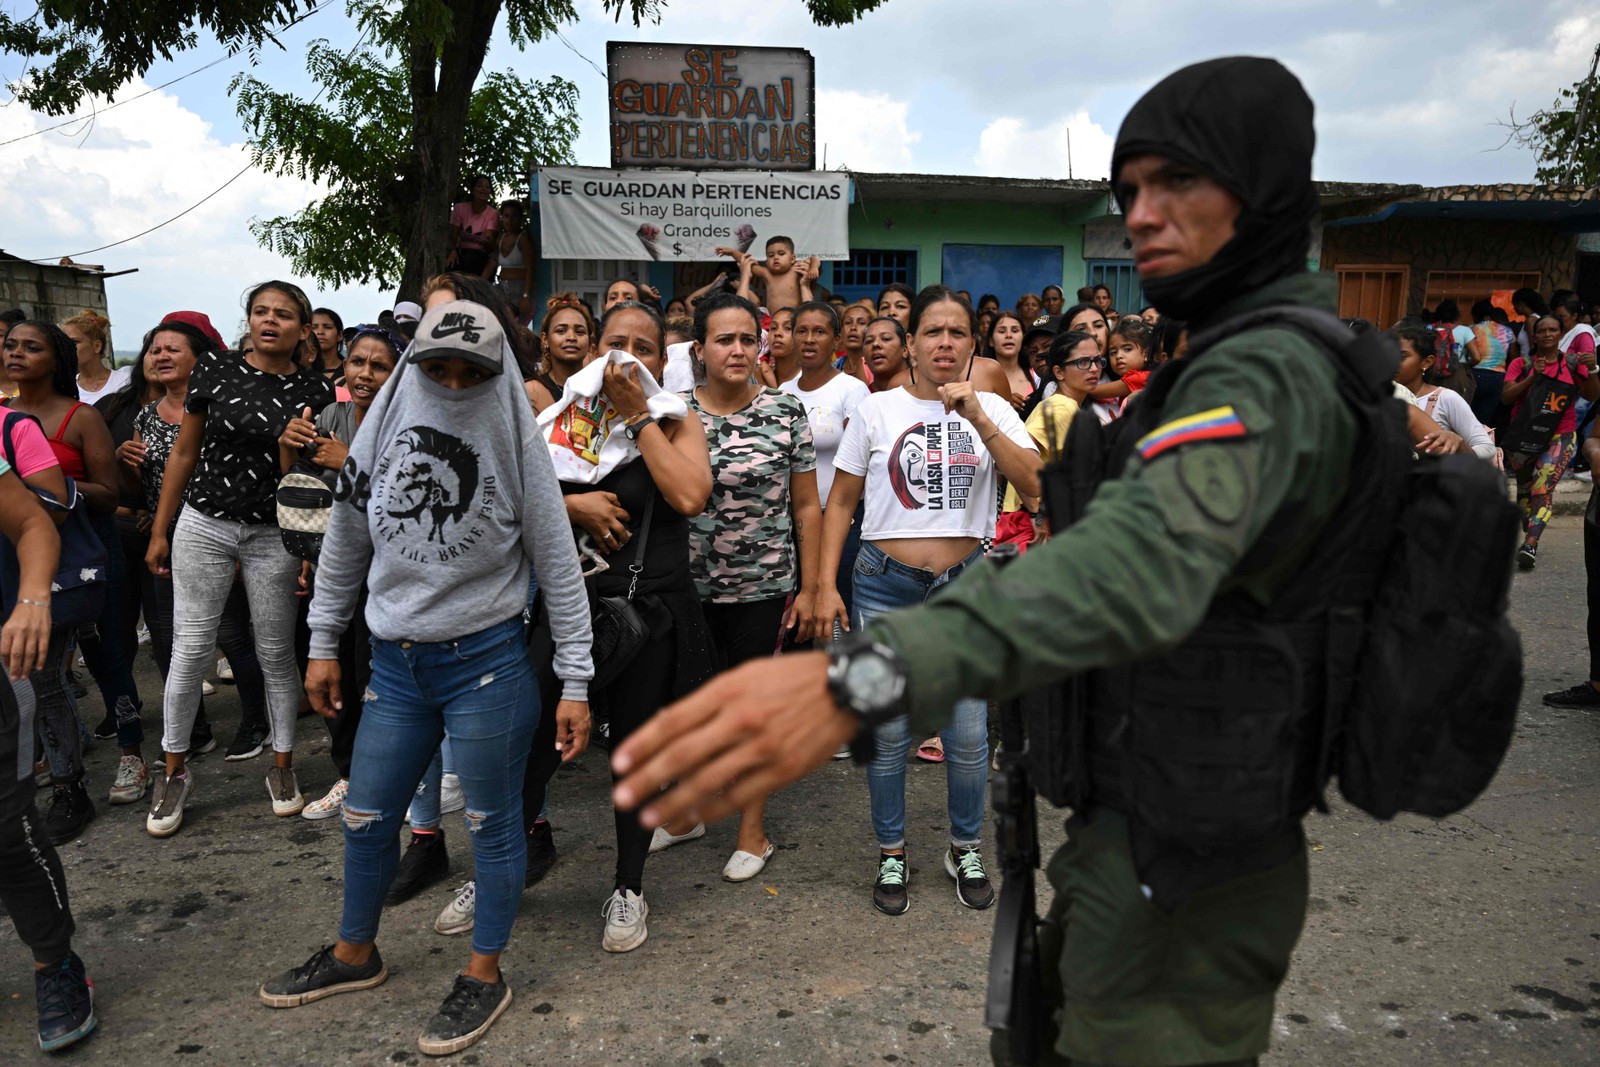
780, 371, 870, 504
835, 387, 1036, 541
1413, 386, 1495, 461
78, 365, 131, 405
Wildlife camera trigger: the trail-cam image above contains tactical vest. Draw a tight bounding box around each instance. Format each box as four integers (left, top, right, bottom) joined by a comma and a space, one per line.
1026, 307, 1409, 894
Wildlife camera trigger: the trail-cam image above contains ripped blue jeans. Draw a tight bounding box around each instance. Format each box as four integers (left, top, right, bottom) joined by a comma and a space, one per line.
338, 616, 537, 956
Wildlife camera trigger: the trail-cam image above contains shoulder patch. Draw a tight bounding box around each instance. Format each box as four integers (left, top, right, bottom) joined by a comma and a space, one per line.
1135, 405, 1247, 461
1177, 446, 1249, 524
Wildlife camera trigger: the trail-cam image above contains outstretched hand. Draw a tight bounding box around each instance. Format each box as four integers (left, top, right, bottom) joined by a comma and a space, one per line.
611, 652, 856, 828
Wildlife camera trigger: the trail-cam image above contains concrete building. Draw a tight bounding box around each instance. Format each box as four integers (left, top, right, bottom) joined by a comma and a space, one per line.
0, 251, 137, 351
524, 177, 1600, 327
1318, 183, 1600, 326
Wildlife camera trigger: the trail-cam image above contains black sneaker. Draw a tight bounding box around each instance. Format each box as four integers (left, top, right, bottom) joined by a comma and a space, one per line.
945, 845, 996, 909
66, 670, 87, 700
259, 944, 388, 1008
44, 782, 96, 846
1517, 543, 1537, 571
36, 951, 95, 1052
190, 723, 218, 756
224, 721, 269, 762
1543, 682, 1600, 708
385, 830, 451, 906
525, 821, 557, 887
873, 852, 910, 916
91, 714, 118, 741
417, 973, 513, 1056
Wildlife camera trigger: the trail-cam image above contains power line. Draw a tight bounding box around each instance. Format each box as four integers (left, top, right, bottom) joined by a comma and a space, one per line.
28, 163, 256, 262
0, 55, 232, 148
16, 19, 370, 265
553, 29, 606, 80
0, 2, 329, 150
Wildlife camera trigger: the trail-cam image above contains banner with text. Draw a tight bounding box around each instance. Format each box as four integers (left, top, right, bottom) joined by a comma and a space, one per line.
537, 167, 851, 262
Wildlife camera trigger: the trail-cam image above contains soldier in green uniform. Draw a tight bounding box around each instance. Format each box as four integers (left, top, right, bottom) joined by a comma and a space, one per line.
611, 57, 1460, 1066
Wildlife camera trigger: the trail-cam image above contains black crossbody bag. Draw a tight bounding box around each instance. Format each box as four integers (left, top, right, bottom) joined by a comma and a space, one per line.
588, 492, 655, 690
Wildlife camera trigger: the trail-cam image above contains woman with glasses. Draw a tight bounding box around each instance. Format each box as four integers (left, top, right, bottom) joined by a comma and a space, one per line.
997, 329, 1106, 551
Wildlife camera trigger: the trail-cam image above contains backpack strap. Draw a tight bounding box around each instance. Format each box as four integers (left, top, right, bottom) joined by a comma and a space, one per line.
1185, 304, 1399, 407
1, 409, 44, 471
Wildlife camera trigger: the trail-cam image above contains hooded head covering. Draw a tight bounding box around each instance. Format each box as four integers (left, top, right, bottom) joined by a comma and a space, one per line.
308, 297, 595, 692
1111, 57, 1318, 324
347, 299, 536, 544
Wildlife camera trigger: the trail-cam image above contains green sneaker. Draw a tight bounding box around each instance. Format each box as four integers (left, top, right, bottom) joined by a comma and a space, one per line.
873, 852, 909, 916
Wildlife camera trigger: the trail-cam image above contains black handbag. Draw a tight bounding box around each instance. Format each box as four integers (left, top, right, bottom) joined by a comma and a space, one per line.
588, 492, 654, 691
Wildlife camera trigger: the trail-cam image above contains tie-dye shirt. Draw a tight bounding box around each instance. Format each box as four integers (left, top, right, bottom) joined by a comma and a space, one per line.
1471, 320, 1513, 373
686, 387, 816, 603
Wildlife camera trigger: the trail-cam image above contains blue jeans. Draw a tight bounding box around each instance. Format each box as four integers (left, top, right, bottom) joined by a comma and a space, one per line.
339, 617, 537, 956
852, 541, 988, 851
408, 739, 456, 831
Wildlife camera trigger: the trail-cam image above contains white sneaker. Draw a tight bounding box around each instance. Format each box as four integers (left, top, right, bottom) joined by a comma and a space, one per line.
435, 881, 477, 936
216, 656, 234, 682
267, 767, 304, 817
601, 888, 649, 953
146, 772, 193, 837
301, 778, 348, 821
136, 623, 151, 645
201, 680, 216, 696
833, 745, 852, 760
439, 773, 465, 815
722, 843, 775, 883
109, 755, 149, 805
647, 822, 705, 854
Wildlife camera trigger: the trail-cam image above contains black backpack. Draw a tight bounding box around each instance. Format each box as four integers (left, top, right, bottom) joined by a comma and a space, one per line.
1028, 305, 1523, 822
1216, 308, 1523, 820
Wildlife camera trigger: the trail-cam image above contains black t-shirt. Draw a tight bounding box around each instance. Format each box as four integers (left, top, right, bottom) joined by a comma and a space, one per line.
94, 388, 145, 508
184, 350, 335, 525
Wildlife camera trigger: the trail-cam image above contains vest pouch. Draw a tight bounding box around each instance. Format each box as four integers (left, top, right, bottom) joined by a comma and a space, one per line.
1018, 682, 1083, 809
1125, 620, 1304, 850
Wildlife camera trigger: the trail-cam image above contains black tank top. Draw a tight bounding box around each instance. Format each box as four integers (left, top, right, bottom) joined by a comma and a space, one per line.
560, 455, 690, 597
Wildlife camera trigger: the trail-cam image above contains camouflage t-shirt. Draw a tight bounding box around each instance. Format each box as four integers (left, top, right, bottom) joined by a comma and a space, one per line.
687, 387, 817, 603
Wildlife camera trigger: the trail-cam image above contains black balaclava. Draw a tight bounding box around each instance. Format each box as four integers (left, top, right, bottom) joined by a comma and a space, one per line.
1111, 56, 1318, 325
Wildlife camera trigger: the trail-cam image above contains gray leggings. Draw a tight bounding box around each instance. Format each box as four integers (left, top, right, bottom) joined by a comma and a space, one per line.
161, 509, 302, 756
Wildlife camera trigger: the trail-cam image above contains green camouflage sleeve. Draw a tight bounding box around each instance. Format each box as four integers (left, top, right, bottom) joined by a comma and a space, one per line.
865, 329, 1357, 734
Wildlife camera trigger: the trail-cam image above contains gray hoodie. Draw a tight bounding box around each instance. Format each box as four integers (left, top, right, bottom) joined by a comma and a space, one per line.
307, 304, 592, 699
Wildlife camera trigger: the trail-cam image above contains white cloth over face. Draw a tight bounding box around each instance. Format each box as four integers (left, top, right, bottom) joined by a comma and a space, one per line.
537, 349, 691, 484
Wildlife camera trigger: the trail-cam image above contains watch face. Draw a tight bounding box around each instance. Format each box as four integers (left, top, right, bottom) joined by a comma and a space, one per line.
845, 653, 898, 710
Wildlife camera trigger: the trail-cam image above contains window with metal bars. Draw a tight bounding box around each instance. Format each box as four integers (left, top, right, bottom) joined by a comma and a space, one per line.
829, 249, 918, 301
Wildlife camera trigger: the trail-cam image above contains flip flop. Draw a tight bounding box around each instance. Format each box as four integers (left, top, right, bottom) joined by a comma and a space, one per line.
916, 736, 945, 763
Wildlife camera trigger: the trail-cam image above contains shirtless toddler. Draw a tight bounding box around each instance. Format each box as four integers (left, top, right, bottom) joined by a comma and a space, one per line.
717, 236, 818, 311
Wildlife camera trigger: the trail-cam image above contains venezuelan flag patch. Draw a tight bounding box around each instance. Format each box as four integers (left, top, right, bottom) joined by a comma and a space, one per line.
1135, 406, 1247, 460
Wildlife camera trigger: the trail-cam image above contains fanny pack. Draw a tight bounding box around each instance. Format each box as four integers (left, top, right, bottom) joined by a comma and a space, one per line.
277, 470, 334, 562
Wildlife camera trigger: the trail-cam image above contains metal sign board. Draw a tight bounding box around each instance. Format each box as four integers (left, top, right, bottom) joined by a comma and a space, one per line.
607, 42, 816, 170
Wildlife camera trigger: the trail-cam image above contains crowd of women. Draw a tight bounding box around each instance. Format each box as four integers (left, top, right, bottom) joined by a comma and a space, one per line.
1, 265, 1597, 1055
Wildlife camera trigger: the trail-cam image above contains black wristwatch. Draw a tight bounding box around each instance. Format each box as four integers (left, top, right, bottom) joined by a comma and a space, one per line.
624, 415, 657, 441
827, 632, 910, 764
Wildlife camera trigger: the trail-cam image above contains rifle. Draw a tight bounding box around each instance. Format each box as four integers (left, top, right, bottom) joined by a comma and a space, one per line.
984, 546, 1044, 1062
984, 404, 1111, 1065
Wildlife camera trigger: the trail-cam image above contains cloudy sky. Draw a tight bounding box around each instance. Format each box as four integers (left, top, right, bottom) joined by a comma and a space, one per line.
2, 0, 1596, 351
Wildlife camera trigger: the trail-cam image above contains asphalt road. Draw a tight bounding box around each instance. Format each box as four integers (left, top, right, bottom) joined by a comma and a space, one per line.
1, 516, 1597, 1065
